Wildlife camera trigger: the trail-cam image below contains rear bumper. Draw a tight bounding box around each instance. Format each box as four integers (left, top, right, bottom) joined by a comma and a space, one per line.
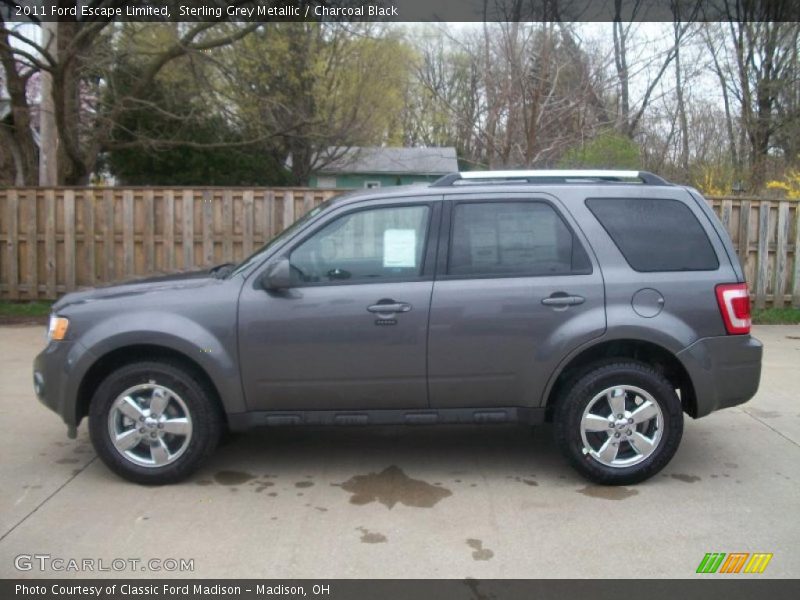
677, 334, 763, 418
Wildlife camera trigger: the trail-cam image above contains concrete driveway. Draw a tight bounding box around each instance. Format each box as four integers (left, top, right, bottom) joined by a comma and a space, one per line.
0, 325, 798, 579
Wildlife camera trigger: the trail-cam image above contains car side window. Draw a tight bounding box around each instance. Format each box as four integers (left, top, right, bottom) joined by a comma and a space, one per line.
448, 201, 591, 277
289, 205, 430, 284
586, 197, 719, 272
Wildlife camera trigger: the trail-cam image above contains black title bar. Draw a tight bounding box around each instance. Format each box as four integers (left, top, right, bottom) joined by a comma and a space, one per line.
4, 579, 800, 600
2, 0, 800, 22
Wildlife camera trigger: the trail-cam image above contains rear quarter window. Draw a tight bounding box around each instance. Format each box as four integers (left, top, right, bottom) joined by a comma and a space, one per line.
585, 197, 719, 272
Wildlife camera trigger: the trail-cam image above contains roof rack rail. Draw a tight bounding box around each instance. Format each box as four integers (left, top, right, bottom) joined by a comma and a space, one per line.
430, 170, 670, 187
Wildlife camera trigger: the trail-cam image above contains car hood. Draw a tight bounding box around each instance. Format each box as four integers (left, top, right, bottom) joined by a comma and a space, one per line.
52, 270, 222, 312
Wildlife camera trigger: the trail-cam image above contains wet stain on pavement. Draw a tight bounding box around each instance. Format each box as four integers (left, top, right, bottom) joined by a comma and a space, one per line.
466, 539, 494, 561
724, 462, 738, 469
295, 481, 314, 489
671, 474, 701, 483
255, 482, 275, 493
55, 458, 79, 464
214, 471, 255, 486
578, 485, 638, 500
357, 527, 387, 544
338, 465, 452, 509
522, 479, 539, 487
195, 479, 213, 486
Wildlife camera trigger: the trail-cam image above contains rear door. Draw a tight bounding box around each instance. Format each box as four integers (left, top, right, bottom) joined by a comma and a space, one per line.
427, 193, 606, 409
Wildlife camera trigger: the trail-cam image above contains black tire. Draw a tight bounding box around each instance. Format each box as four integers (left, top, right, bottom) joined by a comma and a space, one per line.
89, 360, 222, 485
554, 361, 683, 485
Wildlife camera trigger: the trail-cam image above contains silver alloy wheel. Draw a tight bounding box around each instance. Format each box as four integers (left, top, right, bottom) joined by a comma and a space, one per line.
579, 385, 663, 468
107, 382, 193, 468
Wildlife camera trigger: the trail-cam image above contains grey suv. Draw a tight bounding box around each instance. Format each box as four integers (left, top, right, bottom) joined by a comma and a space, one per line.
33, 170, 763, 485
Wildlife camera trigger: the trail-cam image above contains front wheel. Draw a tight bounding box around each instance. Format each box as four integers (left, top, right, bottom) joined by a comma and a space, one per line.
554, 361, 683, 485
89, 361, 222, 485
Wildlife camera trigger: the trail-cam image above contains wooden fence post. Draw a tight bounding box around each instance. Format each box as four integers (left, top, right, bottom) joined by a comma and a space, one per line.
774, 202, 789, 308
64, 190, 76, 292
754, 202, 771, 309
182, 190, 194, 270
793, 203, 800, 308
45, 189, 56, 297
6, 190, 19, 299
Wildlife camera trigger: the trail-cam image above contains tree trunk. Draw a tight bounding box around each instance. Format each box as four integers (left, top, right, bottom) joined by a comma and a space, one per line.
0, 25, 38, 185
674, 28, 690, 178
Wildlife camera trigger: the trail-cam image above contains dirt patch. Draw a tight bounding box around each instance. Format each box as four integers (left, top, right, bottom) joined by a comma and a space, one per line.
749, 408, 781, 419
338, 465, 452, 509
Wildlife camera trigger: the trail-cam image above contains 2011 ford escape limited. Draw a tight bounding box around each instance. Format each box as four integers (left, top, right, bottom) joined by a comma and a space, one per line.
33, 170, 763, 485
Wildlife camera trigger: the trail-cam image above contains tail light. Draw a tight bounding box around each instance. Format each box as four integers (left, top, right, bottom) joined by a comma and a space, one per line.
715, 283, 751, 335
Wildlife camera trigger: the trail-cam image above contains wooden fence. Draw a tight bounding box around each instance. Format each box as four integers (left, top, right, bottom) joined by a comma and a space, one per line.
0, 188, 338, 300
0, 187, 799, 308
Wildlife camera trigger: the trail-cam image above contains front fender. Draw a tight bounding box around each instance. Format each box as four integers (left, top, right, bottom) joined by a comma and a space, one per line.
74, 311, 245, 416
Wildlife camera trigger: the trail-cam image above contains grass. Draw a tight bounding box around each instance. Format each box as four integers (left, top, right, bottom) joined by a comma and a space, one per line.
752, 307, 800, 325
0, 301, 53, 318
1, 300, 798, 325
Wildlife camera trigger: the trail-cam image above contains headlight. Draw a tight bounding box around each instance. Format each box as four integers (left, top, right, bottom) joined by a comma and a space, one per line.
47, 315, 69, 342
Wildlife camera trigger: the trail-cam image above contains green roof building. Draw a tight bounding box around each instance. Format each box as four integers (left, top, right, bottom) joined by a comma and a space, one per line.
307, 146, 458, 189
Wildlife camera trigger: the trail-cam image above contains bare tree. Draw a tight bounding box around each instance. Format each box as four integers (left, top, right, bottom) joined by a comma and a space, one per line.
1, 2, 261, 184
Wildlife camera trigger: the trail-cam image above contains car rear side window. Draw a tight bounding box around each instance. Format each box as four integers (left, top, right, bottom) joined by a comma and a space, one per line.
448, 201, 591, 277
586, 198, 719, 272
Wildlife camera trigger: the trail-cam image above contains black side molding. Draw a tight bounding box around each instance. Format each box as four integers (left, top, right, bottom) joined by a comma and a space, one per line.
227, 407, 546, 431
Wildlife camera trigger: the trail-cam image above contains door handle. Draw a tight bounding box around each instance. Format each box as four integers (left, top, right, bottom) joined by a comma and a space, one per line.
367, 302, 412, 314
541, 294, 585, 307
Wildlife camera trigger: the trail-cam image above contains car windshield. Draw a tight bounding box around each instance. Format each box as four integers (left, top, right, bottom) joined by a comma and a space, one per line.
228, 197, 336, 277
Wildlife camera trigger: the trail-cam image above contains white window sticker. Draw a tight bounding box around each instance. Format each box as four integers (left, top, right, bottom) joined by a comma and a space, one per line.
383, 229, 417, 268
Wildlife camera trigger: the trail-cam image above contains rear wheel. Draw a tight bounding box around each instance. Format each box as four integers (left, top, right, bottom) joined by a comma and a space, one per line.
89, 361, 221, 484
554, 361, 683, 485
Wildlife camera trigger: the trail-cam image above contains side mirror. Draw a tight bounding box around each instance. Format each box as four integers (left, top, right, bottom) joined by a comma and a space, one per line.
259, 258, 292, 290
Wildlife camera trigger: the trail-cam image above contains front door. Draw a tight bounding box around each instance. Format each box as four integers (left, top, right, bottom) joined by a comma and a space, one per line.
428, 196, 606, 408
238, 200, 438, 411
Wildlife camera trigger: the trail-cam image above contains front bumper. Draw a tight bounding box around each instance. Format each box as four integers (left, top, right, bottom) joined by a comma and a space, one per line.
33, 340, 92, 436
677, 334, 763, 418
